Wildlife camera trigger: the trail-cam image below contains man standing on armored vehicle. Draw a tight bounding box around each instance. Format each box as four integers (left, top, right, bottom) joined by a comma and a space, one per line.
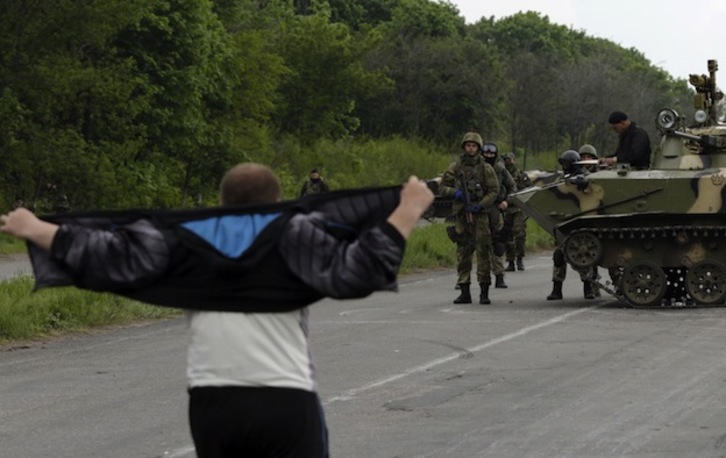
502, 152, 531, 272
481, 143, 516, 289
600, 111, 651, 170
440, 132, 499, 304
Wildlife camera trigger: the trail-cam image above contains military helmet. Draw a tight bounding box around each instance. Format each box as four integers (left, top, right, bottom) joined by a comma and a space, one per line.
461, 132, 483, 149
482, 142, 498, 155
578, 144, 598, 159
503, 152, 516, 160
558, 150, 581, 171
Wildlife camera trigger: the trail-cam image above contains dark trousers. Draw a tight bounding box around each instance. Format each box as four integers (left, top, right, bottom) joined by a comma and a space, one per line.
189, 386, 328, 458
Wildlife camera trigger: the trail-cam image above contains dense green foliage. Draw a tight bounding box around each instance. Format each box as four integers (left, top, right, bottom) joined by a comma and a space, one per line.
0, 0, 699, 212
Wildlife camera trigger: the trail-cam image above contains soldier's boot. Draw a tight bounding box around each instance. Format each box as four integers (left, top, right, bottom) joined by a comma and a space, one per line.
453, 284, 472, 304
495, 274, 508, 289
517, 256, 525, 271
546, 281, 563, 300
454, 283, 461, 290
583, 281, 595, 300
505, 260, 516, 272
479, 283, 491, 305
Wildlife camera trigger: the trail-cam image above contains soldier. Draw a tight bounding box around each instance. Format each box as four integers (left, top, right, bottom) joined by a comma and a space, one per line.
576, 144, 601, 297
502, 152, 532, 272
36, 182, 70, 214
481, 143, 515, 288
299, 168, 330, 197
546, 150, 599, 300
440, 132, 499, 304
578, 144, 600, 172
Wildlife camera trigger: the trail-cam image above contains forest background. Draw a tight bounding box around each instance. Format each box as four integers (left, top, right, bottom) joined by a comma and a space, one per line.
0, 0, 701, 212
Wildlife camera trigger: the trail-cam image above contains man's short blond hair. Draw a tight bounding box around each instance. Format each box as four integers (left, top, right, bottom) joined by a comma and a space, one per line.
219, 163, 281, 206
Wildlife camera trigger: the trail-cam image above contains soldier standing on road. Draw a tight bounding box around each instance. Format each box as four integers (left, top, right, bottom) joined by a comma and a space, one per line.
440, 132, 499, 304
482, 143, 515, 289
502, 152, 531, 272
299, 168, 330, 197
546, 150, 599, 300
600, 111, 651, 170
576, 144, 602, 297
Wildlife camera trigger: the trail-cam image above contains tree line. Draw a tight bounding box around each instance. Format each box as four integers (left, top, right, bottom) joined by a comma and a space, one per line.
0, 0, 698, 211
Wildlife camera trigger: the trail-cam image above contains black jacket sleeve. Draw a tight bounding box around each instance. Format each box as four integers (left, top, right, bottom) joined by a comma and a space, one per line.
49, 220, 171, 292
279, 212, 405, 298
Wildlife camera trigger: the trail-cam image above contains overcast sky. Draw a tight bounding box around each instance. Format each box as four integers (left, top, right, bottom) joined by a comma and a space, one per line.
448, 0, 726, 80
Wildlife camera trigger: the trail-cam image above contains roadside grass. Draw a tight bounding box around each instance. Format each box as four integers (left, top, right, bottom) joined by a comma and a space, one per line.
0, 222, 554, 344
0, 234, 27, 256
399, 222, 456, 274
0, 276, 179, 344
524, 219, 556, 251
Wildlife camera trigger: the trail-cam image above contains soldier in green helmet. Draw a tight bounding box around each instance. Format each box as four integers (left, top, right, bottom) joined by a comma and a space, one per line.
440, 132, 500, 304
578, 143, 600, 173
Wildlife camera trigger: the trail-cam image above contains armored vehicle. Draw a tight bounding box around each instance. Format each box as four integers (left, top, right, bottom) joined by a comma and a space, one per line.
511, 59, 726, 307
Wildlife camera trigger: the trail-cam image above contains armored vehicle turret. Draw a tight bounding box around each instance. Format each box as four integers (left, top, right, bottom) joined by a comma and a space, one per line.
511, 59, 726, 307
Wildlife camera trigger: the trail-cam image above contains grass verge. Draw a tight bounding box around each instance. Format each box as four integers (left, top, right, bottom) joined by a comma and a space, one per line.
0, 276, 179, 345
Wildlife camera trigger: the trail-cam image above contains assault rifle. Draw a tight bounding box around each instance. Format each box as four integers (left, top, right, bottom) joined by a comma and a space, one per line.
458, 171, 475, 228
456, 172, 477, 249
445, 171, 476, 245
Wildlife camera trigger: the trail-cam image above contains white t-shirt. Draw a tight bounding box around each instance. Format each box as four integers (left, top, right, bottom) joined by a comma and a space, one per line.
186, 308, 315, 392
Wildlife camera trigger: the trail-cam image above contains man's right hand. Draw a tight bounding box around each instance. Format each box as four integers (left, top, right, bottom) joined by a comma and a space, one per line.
453, 189, 465, 201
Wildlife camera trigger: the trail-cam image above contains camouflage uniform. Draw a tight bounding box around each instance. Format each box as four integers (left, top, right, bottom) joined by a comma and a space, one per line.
440, 133, 499, 304
503, 153, 531, 271
53, 193, 70, 213
489, 158, 516, 287
549, 246, 600, 299
546, 150, 600, 300
35, 183, 70, 214
299, 169, 330, 197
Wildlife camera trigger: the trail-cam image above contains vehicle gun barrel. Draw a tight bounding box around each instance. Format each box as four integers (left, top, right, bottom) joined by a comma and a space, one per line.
671, 130, 703, 142
670, 130, 726, 148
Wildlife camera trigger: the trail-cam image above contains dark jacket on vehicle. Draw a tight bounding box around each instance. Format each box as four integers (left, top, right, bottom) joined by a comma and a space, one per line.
613, 122, 651, 170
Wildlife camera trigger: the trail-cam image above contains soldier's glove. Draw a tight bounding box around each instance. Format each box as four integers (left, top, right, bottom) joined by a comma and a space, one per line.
566, 175, 589, 191
453, 190, 465, 201
470, 204, 482, 213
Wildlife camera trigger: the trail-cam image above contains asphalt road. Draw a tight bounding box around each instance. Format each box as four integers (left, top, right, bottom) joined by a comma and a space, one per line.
0, 254, 32, 279
3, 253, 726, 457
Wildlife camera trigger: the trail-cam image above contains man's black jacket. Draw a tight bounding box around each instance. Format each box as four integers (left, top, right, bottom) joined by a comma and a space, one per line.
27, 186, 406, 313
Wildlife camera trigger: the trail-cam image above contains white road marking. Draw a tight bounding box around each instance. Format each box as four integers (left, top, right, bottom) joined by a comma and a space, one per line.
323, 305, 600, 404
162, 445, 196, 457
